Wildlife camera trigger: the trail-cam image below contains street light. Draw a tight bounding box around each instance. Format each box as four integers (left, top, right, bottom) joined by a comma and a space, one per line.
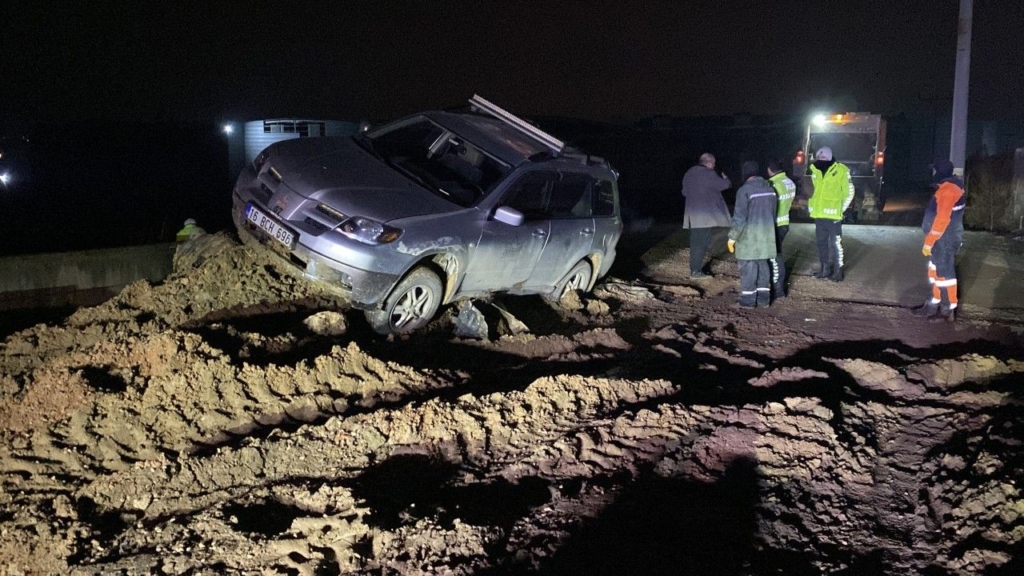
222, 123, 234, 135
0, 172, 10, 186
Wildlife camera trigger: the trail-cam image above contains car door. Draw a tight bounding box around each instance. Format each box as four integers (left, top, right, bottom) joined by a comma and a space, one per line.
528, 171, 597, 289
460, 170, 556, 294
590, 177, 622, 277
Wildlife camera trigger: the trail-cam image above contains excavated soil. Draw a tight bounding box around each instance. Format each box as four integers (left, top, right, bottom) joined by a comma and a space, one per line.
2, 232, 1023, 575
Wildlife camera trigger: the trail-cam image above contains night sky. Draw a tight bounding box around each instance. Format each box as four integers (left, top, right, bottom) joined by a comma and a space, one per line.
4, 1, 1024, 128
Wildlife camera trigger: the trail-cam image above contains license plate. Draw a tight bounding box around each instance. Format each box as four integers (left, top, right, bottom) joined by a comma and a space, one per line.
245, 204, 295, 247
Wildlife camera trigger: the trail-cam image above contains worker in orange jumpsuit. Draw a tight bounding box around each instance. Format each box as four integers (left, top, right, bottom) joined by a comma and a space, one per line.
913, 159, 966, 322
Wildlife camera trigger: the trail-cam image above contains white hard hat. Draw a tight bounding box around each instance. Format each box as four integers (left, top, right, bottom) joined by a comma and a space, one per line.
184, 218, 197, 226
815, 147, 833, 161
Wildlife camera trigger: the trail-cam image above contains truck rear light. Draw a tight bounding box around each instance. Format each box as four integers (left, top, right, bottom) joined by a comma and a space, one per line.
875, 152, 885, 165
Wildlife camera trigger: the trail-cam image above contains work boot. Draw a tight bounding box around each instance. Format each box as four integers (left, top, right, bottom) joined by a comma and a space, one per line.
812, 265, 831, 279
774, 284, 787, 299
912, 301, 940, 317
929, 305, 956, 323
829, 267, 844, 282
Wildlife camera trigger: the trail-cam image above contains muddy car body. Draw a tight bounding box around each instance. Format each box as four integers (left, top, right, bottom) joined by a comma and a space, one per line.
232, 96, 622, 333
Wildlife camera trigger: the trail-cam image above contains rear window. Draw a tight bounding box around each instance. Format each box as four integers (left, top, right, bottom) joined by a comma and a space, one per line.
593, 179, 616, 217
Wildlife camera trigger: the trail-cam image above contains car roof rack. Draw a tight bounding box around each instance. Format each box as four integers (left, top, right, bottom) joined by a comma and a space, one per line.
469, 95, 565, 154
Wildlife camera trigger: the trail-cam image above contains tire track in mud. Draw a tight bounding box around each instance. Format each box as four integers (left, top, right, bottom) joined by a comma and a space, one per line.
0, 335, 450, 491
70, 349, 1024, 574
4, 233, 1024, 574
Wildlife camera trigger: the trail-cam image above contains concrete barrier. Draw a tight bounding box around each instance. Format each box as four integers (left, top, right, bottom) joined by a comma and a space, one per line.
0, 243, 176, 311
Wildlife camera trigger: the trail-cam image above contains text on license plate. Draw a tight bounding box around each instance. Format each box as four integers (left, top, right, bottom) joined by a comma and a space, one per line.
245, 204, 295, 247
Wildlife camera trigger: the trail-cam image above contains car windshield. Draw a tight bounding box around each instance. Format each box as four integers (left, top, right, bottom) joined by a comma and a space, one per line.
363, 117, 511, 207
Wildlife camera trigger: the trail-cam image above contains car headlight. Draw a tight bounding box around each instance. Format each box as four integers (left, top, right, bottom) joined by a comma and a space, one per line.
339, 216, 403, 245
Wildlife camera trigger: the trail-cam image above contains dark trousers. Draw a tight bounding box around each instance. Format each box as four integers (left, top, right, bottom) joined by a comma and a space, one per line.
928, 239, 962, 306
814, 219, 844, 271
688, 227, 714, 274
738, 259, 771, 307
770, 225, 789, 296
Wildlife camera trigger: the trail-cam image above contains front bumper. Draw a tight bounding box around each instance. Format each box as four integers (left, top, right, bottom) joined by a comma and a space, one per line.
231, 193, 400, 309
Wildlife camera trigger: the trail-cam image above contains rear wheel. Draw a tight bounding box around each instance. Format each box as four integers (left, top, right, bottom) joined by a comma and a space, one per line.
555, 260, 593, 299
364, 267, 443, 335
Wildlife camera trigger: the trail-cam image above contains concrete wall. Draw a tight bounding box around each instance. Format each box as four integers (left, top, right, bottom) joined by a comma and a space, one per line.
0, 243, 176, 311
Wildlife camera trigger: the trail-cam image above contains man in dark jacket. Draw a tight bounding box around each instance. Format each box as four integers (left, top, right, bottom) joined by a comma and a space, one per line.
682, 153, 732, 279
728, 161, 778, 307
913, 159, 966, 322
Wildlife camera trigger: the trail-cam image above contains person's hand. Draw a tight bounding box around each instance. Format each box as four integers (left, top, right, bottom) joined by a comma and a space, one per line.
721, 172, 729, 181
727, 239, 736, 253
922, 245, 932, 257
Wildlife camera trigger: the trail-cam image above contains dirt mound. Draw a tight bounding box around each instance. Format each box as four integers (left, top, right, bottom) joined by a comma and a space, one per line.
2, 233, 1024, 575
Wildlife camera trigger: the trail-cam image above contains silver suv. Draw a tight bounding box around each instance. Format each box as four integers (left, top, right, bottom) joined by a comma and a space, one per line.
231, 96, 622, 334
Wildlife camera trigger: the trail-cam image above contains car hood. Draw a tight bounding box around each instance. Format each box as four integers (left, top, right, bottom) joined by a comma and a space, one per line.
272, 137, 460, 222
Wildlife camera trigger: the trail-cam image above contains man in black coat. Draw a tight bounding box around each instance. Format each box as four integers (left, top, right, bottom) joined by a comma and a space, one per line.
681, 153, 732, 279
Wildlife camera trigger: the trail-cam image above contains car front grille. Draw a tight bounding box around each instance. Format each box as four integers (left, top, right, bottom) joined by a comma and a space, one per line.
304, 217, 331, 233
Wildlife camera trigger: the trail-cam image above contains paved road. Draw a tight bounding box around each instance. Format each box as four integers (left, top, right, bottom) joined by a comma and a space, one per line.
778, 224, 1023, 310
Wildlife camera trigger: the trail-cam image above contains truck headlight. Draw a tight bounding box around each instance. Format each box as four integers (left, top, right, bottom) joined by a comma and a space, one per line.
339, 216, 403, 245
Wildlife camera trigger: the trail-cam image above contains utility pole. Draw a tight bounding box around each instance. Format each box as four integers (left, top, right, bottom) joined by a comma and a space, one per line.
950, 0, 973, 176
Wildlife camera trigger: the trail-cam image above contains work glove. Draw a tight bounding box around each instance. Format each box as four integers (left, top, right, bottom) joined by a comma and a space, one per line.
727, 239, 736, 253
922, 245, 932, 257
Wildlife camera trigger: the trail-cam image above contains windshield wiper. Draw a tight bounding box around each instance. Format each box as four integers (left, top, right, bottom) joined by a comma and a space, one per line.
388, 159, 447, 197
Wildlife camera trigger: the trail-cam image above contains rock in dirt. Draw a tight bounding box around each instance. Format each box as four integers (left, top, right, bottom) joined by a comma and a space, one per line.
303, 310, 348, 336
454, 300, 489, 339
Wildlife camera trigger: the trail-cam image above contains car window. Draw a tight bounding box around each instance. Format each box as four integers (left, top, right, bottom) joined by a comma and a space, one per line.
368, 118, 511, 207
462, 116, 548, 157
593, 179, 617, 217
501, 171, 557, 220
371, 117, 446, 161
550, 172, 593, 219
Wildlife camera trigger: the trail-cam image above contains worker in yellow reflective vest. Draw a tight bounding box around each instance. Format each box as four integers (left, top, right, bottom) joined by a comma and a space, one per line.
767, 159, 796, 297
808, 147, 854, 282
176, 218, 206, 242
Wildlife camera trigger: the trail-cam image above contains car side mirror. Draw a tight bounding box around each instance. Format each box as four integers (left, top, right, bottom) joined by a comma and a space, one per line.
494, 206, 524, 227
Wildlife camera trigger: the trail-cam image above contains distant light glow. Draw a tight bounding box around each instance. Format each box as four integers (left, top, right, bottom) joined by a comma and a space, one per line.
812, 114, 827, 127
0, 172, 10, 185
222, 123, 234, 135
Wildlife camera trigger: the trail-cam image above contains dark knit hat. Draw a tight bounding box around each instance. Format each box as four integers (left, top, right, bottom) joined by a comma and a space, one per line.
932, 158, 954, 181
741, 160, 760, 181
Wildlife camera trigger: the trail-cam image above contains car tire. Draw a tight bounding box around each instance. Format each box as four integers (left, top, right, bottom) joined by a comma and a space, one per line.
554, 260, 592, 300
364, 267, 444, 335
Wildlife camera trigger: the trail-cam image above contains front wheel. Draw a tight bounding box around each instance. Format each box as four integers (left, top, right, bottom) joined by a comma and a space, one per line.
554, 260, 593, 300
364, 267, 443, 335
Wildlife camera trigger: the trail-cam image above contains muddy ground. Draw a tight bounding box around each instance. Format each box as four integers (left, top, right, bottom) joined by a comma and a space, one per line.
2, 231, 1023, 575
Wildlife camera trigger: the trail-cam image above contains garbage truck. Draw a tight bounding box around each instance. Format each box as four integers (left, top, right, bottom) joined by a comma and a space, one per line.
793, 112, 886, 222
